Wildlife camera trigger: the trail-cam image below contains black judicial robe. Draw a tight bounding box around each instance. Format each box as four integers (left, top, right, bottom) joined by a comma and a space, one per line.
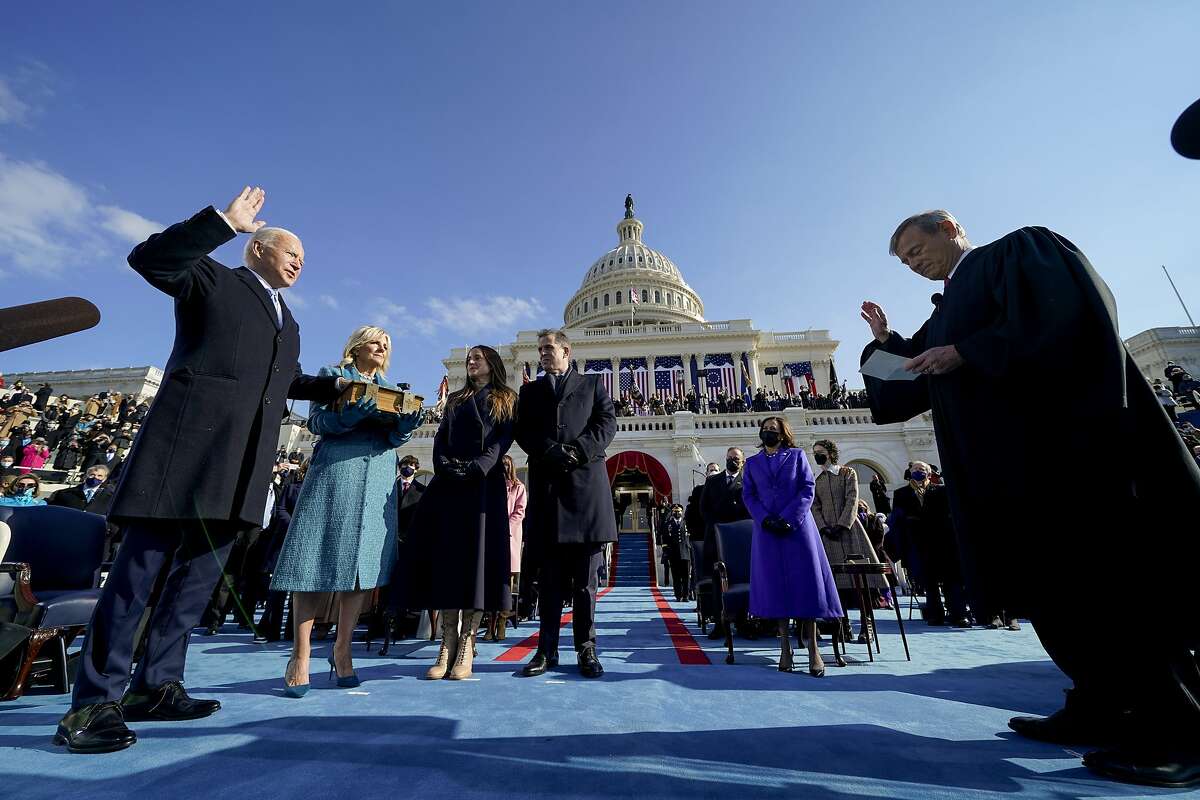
862, 227, 1200, 631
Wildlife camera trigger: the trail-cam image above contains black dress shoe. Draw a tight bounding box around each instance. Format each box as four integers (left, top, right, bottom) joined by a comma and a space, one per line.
121, 680, 221, 722
53, 702, 137, 754
520, 652, 559, 677
1084, 746, 1200, 788
1008, 706, 1121, 746
578, 648, 604, 679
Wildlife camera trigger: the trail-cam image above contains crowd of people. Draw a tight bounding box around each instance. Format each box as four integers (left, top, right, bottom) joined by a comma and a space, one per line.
0, 381, 147, 537
15, 185, 1196, 788
612, 383, 871, 418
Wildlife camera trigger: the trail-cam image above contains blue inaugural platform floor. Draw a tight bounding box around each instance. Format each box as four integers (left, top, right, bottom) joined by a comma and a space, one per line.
2, 534, 1194, 799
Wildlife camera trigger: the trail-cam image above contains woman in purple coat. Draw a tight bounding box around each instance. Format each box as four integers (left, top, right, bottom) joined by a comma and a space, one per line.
742, 416, 843, 676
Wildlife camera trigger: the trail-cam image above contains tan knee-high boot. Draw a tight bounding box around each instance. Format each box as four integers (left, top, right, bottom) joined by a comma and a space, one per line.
426, 610, 460, 680
448, 610, 482, 680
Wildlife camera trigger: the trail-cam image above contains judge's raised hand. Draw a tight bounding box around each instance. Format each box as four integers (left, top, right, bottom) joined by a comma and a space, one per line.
223, 186, 267, 233
903, 345, 964, 377
860, 301, 890, 344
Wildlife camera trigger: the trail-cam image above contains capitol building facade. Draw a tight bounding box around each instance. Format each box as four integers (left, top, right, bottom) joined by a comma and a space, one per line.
397, 198, 940, 530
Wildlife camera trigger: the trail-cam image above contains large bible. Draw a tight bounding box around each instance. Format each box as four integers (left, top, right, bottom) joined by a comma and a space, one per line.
334, 382, 424, 415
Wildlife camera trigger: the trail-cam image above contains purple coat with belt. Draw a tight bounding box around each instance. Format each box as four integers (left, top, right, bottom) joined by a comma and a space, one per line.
742, 447, 843, 620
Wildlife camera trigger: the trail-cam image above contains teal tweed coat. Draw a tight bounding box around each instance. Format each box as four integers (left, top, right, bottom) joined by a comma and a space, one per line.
271, 364, 411, 592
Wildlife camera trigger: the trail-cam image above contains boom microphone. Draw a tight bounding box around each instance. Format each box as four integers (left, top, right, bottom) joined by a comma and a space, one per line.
0, 297, 102, 352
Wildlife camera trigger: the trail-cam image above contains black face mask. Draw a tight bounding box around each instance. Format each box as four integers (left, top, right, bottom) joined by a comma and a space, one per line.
759, 430, 781, 447
725, 458, 741, 473
399, 466, 416, 478
814, 452, 828, 466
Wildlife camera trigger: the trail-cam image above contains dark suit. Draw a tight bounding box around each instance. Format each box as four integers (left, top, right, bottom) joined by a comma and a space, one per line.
71, 206, 340, 708
515, 370, 617, 655
699, 470, 751, 569
47, 482, 116, 516
886, 484, 966, 623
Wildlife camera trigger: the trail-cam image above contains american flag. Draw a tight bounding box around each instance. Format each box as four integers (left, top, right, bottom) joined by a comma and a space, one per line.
522, 362, 532, 384
702, 354, 736, 400
619, 357, 650, 400
583, 359, 613, 397
629, 286, 640, 305
653, 355, 684, 399
783, 361, 816, 396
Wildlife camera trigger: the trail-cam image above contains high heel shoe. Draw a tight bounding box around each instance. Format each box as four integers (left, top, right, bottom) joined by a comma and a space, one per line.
283, 658, 310, 698
327, 654, 361, 689
808, 657, 826, 678
778, 646, 794, 673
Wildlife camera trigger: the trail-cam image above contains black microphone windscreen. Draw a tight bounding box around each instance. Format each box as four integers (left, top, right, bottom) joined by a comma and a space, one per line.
931, 293, 943, 307
0, 297, 102, 352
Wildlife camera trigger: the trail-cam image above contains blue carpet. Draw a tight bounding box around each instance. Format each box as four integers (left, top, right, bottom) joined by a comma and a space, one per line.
2, 534, 1194, 799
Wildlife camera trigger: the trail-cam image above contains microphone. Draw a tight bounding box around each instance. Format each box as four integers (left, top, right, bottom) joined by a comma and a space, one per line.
931, 292, 943, 308
0, 297, 101, 352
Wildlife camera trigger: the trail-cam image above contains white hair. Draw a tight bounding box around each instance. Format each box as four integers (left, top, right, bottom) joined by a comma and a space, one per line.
244, 227, 301, 265
888, 210, 968, 256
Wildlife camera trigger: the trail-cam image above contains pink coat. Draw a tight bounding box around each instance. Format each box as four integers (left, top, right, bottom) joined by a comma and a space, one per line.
19, 444, 50, 473
506, 480, 527, 573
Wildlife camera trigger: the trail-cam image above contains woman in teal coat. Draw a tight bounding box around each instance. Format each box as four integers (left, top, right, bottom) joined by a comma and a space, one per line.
272, 325, 421, 695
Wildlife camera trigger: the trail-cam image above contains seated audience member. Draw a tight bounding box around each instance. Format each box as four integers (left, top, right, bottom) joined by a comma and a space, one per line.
0, 473, 47, 507
48, 464, 116, 515
0, 454, 20, 482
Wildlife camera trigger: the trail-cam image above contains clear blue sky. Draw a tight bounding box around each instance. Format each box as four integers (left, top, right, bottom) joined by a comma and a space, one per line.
2, 2, 1198, 397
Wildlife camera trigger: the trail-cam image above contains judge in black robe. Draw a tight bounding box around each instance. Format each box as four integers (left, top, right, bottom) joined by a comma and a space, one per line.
861, 211, 1200, 787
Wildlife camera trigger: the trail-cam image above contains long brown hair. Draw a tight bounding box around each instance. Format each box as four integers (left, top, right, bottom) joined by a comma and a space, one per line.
447, 345, 518, 423
502, 454, 518, 485
757, 416, 797, 449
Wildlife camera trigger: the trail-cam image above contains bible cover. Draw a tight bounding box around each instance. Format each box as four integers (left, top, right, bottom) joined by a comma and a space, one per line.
334, 382, 424, 415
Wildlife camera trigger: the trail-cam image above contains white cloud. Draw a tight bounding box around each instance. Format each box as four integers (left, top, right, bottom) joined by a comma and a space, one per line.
367, 294, 546, 337
318, 294, 340, 310
97, 205, 162, 243
283, 290, 308, 310
0, 62, 53, 127
0, 153, 164, 276
0, 78, 30, 125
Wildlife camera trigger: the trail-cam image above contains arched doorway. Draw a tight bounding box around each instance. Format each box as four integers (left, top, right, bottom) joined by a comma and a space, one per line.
607, 451, 673, 535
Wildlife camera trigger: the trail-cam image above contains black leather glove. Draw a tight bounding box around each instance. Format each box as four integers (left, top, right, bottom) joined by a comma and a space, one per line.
830, 524, 851, 539
441, 459, 472, 480
543, 444, 576, 472
561, 443, 584, 468
763, 516, 793, 535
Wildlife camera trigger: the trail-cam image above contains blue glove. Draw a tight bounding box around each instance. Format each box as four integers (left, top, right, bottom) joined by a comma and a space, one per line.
339, 395, 376, 428
395, 410, 422, 436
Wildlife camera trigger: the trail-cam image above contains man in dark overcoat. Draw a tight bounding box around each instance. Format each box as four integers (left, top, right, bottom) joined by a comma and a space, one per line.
515, 328, 617, 678
54, 187, 344, 754
861, 208, 1200, 788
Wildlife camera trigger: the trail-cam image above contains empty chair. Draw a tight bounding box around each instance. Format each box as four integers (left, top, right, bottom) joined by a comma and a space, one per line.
712, 519, 754, 664
0, 505, 106, 699
691, 540, 717, 634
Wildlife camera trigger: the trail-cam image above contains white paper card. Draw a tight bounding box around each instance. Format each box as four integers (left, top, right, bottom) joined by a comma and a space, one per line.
859, 349, 919, 382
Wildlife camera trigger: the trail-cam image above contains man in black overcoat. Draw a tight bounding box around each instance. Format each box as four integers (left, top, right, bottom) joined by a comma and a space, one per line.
861, 209, 1200, 787
54, 187, 344, 754
699, 447, 751, 638
515, 329, 617, 678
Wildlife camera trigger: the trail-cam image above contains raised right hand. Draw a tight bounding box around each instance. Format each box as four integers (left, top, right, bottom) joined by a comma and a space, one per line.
223, 186, 267, 233
860, 301, 890, 344
339, 394, 376, 427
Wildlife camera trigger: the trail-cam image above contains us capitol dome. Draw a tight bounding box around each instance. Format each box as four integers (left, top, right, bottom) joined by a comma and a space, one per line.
398, 195, 940, 530
564, 194, 705, 328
